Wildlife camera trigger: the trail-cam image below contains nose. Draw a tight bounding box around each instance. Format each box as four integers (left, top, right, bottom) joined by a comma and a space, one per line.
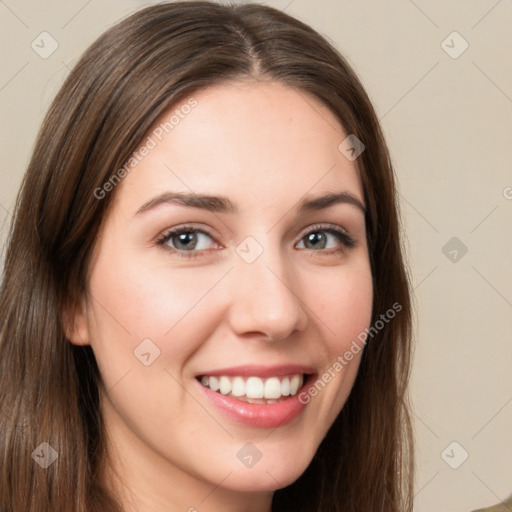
226, 244, 309, 342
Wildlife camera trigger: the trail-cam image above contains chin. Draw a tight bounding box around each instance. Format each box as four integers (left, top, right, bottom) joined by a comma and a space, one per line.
215, 449, 314, 493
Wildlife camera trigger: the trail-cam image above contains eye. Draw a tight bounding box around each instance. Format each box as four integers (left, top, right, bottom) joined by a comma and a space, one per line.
155, 223, 356, 260
156, 225, 218, 258
296, 224, 355, 253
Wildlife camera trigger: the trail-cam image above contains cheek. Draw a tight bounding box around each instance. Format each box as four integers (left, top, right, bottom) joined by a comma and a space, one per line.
86, 248, 229, 383
84, 251, 231, 446
315, 262, 374, 350
303, 261, 373, 423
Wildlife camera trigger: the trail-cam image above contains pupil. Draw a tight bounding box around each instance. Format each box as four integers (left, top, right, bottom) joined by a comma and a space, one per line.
176, 232, 196, 250
307, 232, 325, 249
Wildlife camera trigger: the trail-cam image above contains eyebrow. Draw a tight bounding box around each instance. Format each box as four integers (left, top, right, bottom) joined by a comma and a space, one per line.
135, 190, 366, 216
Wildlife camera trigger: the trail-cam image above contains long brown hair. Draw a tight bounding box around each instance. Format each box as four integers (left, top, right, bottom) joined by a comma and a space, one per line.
0, 2, 413, 511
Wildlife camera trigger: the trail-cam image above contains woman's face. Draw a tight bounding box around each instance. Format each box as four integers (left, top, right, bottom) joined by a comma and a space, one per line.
72, 81, 373, 510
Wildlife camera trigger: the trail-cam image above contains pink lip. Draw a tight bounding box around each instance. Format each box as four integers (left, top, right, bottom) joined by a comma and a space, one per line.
196, 372, 315, 429
196, 364, 316, 378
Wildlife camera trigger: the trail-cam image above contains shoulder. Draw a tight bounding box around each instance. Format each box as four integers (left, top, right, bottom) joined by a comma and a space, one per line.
471, 495, 512, 512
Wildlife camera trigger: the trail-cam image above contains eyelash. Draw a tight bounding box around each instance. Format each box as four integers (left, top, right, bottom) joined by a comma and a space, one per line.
155, 223, 356, 260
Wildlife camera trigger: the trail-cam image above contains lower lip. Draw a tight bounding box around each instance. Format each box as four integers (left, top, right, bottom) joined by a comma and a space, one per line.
197, 377, 312, 429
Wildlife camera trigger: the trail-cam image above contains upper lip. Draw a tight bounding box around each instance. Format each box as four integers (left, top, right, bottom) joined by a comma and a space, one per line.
196, 364, 316, 378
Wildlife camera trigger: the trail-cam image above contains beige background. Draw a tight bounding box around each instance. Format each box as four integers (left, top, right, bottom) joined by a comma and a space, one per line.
1, 1, 511, 510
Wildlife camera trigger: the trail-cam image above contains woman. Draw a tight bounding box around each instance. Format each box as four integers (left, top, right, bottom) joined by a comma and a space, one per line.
0, 2, 413, 511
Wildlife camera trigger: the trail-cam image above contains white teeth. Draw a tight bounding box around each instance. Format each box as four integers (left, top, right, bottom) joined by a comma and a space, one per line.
199, 373, 305, 400
290, 375, 301, 395
281, 376, 291, 396
245, 376, 264, 399
219, 376, 231, 395
231, 376, 245, 397
209, 376, 220, 392
264, 377, 282, 399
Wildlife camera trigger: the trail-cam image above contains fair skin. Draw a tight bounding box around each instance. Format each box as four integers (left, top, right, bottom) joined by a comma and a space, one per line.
69, 80, 373, 512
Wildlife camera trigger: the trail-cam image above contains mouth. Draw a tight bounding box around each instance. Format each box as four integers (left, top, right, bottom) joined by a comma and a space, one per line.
196, 373, 307, 405
195, 368, 316, 429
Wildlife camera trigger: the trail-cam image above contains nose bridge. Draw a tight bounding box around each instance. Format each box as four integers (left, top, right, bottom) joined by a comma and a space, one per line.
227, 235, 308, 340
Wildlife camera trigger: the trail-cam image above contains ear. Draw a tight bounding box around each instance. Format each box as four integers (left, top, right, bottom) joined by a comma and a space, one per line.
62, 296, 90, 346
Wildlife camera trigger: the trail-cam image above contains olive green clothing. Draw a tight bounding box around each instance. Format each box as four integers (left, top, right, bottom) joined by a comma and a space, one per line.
472, 495, 512, 512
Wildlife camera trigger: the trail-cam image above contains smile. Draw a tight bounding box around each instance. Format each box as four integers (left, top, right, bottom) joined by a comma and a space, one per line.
195, 366, 316, 429
198, 374, 304, 404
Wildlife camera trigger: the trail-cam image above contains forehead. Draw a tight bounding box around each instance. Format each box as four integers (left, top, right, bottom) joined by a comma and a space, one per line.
115, 80, 363, 213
